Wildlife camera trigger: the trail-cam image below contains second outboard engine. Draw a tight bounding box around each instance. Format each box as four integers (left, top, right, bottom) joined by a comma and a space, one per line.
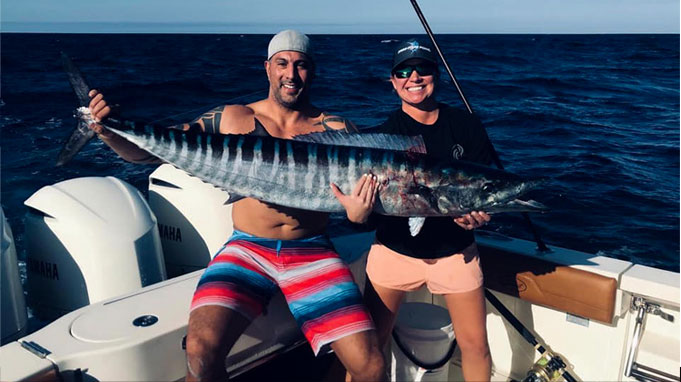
23, 176, 166, 321
148, 164, 233, 277
1, 207, 27, 345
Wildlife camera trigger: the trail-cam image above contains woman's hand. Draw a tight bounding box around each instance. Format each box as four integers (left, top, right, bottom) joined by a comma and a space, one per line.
331, 174, 380, 224
454, 211, 490, 230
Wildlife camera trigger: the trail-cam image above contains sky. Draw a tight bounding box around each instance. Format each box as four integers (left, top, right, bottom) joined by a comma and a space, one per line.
2, 0, 679, 34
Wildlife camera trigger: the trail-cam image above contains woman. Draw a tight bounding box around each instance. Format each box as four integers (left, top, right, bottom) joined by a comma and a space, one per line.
365, 40, 493, 381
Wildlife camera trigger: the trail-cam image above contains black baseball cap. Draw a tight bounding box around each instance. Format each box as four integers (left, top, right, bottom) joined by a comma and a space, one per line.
392, 40, 438, 71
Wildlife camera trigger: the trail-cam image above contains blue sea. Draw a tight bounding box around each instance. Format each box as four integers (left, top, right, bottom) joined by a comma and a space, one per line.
1, 33, 679, 273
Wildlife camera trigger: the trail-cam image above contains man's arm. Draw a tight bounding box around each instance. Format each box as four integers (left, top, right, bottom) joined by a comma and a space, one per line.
314, 114, 359, 133
166, 105, 230, 134
166, 105, 256, 135
88, 90, 162, 164
99, 108, 218, 163
89, 91, 253, 163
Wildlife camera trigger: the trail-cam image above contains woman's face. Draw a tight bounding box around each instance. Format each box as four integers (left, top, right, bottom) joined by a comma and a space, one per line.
390, 58, 438, 107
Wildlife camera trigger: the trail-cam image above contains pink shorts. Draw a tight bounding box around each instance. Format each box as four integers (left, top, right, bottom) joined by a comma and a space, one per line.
366, 242, 484, 294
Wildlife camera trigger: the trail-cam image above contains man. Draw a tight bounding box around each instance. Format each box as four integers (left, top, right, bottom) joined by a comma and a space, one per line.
88, 30, 385, 381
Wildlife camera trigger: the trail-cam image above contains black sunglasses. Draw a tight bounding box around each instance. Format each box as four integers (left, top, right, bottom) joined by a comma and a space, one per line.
392, 64, 437, 78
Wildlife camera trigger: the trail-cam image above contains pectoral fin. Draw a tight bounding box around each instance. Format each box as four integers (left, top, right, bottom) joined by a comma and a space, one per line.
408, 217, 426, 236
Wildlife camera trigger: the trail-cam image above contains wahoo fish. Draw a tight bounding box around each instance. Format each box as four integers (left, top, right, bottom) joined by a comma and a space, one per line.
58, 53, 547, 234
67, 109, 547, 217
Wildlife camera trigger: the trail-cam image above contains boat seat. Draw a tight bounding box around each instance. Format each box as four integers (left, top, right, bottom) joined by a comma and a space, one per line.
479, 245, 617, 324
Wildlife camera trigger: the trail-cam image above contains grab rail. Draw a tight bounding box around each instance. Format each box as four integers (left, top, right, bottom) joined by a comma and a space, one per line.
624, 297, 678, 382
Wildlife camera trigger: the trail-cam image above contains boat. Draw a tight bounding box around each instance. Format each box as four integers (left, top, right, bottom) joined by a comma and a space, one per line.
0, 163, 678, 382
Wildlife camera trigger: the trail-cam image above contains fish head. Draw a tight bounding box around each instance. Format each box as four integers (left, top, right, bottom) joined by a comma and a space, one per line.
480, 177, 542, 205
432, 173, 546, 215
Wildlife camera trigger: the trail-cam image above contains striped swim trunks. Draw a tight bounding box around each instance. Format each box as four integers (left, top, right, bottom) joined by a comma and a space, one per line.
190, 230, 374, 355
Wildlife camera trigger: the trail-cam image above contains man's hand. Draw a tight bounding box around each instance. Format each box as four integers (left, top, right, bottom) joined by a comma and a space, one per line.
330, 174, 380, 224
454, 211, 491, 230
88, 89, 114, 138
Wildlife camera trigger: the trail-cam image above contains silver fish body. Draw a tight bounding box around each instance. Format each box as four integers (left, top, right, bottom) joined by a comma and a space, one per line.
74, 107, 546, 217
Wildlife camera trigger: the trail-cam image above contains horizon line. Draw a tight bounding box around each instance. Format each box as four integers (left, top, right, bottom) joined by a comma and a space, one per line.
3, 21, 678, 35
2, 30, 678, 35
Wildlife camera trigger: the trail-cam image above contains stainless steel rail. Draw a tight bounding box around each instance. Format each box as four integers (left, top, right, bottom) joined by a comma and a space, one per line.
624, 297, 678, 382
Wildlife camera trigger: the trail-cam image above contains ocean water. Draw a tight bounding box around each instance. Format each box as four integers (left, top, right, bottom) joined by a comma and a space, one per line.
1, 33, 678, 273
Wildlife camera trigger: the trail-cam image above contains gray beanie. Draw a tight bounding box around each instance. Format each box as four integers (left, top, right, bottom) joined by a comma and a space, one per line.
267, 30, 313, 60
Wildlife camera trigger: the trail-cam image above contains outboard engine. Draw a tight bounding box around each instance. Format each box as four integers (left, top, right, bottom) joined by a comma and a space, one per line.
1, 207, 27, 344
23, 176, 166, 321
148, 164, 233, 277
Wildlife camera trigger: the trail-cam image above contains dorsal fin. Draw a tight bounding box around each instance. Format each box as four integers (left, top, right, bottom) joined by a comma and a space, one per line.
292, 131, 427, 154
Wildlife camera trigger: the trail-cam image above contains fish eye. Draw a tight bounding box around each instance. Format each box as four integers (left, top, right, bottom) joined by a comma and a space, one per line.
482, 183, 493, 192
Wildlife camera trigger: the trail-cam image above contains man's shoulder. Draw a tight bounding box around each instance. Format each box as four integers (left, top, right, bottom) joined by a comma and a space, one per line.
223, 104, 255, 117
217, 104, 257, 134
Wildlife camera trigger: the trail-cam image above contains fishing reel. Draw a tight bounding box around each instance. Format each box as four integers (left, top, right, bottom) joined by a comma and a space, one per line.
522, 349, 567, 382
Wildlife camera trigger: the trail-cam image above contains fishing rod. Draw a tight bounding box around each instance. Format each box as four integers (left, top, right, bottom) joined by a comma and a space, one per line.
408, 1, 576, 381
149, 89, 268, 125
408, 0, 550, 254
484, 290, 575, 382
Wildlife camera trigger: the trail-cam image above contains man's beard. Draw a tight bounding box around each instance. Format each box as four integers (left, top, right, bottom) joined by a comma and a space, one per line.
273, 91, 300, 109
272, 81, 308, 110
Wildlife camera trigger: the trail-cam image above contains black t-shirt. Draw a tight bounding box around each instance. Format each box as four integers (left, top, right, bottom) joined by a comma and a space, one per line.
370, 103, 494, 259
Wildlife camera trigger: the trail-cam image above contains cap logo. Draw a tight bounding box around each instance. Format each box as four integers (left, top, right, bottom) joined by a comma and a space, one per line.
397, 41, 432, 55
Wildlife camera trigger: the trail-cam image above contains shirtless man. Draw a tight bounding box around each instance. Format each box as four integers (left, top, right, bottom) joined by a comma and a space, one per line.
88, 30, 385, 381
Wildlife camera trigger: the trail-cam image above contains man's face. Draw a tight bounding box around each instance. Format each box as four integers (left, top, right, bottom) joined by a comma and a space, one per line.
265, 51, 314, 109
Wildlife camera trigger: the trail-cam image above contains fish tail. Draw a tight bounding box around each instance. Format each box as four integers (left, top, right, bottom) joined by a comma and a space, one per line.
56, 52, 96, 166
56, 120, 96, 166
60, 52, 92, 107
